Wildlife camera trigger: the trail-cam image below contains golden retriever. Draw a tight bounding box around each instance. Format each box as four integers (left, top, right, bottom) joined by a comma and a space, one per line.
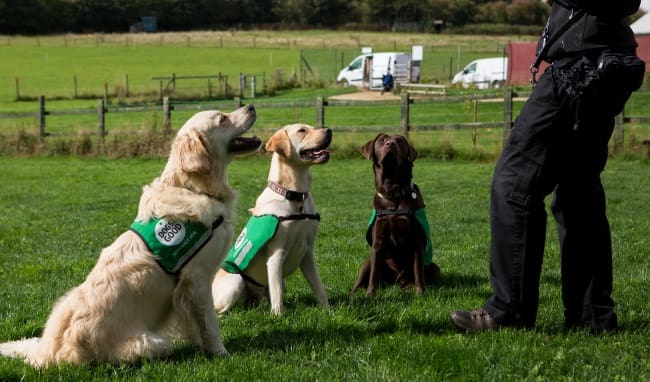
212, 124, 331, 316
0, 105, 260, 367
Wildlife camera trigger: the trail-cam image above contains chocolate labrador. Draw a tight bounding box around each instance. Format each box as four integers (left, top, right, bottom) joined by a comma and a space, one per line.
352, 133, 440, 298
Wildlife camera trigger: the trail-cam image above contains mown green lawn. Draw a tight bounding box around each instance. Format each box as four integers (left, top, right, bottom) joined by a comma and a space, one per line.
2, 32, 650, 159
0, 156, 649, 381
0, 31, 520, 107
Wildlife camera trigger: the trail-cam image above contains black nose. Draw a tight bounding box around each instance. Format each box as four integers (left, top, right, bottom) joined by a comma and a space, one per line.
244, 104, 255, 113
324, 128, 333, 146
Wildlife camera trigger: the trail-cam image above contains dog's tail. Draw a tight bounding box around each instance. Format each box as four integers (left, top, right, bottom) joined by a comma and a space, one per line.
0, 337, 41, 365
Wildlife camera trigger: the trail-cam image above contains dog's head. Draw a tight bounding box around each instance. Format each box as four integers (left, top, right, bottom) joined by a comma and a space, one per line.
361, 133, 417, 174
265, 124, 332, 166
175, 105, 260, 168
165, 105, 261, 196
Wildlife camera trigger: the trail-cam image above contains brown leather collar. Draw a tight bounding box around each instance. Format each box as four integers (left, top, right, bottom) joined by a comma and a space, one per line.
268, 180, 309, 202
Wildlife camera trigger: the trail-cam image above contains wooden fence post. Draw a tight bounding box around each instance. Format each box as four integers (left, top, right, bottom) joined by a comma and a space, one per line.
38, 96, 46, 142
400, 93, 410, 136
316, 96, 325, 129
234, 97, 242, 109
125, 74, 129, 98
502, 87, 513, 146
239, 73, 245, 98
103, 82, 108, 104
472, 99, 478, 147
97, 99, 105, 142
251, 75, 256, 98
262, 72, 267, 95
172, 73, 176, 97
613, 112, 624, 154
163, 96, 172, 134
73, 75, 78, 98
300, 50, 303, 84
14, 76, 20, 100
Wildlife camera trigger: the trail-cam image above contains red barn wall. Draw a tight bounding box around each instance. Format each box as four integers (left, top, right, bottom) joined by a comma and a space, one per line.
508, 36, 650, 86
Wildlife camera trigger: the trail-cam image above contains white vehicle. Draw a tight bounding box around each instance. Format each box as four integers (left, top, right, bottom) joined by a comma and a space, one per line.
337, 52, 410, 90
452, 57, 508, 89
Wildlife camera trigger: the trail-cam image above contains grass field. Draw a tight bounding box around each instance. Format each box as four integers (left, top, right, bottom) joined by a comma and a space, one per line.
0, 30, 524, 111
0, 31, 525, 101
0, 155, 649, 381
0, 30, 520, 154
2, 31, 650, 160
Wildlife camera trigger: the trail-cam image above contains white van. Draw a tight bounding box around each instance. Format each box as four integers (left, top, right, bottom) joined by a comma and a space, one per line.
337, 52, 410, 90
452, 57, 508, 89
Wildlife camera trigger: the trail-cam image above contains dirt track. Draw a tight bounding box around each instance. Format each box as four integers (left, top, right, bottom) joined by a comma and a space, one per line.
328, 90, 400, 101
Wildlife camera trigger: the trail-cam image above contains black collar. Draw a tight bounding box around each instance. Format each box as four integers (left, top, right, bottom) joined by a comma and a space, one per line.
377, 183, 417, 201
268, 180, 309, 202
277, 213, 320, 221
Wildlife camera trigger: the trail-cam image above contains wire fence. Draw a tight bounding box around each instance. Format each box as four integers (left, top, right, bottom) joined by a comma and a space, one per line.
12, 72, 280, 103
0, 32, 519, 52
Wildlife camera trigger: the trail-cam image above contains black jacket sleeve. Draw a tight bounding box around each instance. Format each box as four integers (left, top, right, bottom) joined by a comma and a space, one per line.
554, 0, 640, 18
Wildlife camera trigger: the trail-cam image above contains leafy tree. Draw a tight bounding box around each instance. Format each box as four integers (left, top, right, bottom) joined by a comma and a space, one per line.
0, 0, 74, 34
426, 0, 453, 22
506, 0, 548, 25
448, 0, 477, 26
0, 0, 550, 34
476, 1, 509, 24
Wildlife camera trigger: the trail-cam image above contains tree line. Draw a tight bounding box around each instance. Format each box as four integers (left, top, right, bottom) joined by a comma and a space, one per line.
0, 0, 552, 35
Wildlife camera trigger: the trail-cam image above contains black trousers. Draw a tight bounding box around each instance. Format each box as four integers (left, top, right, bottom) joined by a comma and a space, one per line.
483, 59, 632, 328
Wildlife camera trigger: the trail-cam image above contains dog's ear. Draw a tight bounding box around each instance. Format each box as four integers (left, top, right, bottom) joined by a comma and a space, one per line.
360, 138, 376, 160
265, 129, 292, 158
395, 135, 418, 163
407, 142, 418, 162
177, 129, 212, 174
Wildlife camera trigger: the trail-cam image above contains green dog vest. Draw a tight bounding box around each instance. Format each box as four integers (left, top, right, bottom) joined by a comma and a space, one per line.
222, 213, 321, 279
130, 217, 221, 274
366, 208, 434, 265
222, 215, 280, 275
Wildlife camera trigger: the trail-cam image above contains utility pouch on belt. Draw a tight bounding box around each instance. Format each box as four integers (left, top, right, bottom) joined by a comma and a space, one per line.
552, 56, 599, 100
597, 53, 645, 92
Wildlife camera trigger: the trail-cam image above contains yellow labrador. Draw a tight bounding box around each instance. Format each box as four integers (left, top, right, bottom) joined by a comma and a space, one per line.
212, 124, 331, 316
0, 105, 260, 367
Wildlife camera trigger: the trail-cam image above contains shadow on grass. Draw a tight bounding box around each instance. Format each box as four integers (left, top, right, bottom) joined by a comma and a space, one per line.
220, 274, 493, 354
433, 270, 487, 289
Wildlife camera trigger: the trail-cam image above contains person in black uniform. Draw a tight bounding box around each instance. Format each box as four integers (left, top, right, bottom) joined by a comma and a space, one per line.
450, 0, 645, 333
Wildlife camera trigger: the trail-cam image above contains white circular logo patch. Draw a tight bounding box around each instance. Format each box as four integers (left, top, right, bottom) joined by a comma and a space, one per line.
155, 219, 186, 246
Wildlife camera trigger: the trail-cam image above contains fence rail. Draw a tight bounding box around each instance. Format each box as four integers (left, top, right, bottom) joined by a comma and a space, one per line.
0, 90, 635, 153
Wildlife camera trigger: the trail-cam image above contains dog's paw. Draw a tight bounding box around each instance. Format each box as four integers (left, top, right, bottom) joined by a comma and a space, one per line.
207, 345, 230, 357
271, 308, 283, 317
316, 295, 329, 308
